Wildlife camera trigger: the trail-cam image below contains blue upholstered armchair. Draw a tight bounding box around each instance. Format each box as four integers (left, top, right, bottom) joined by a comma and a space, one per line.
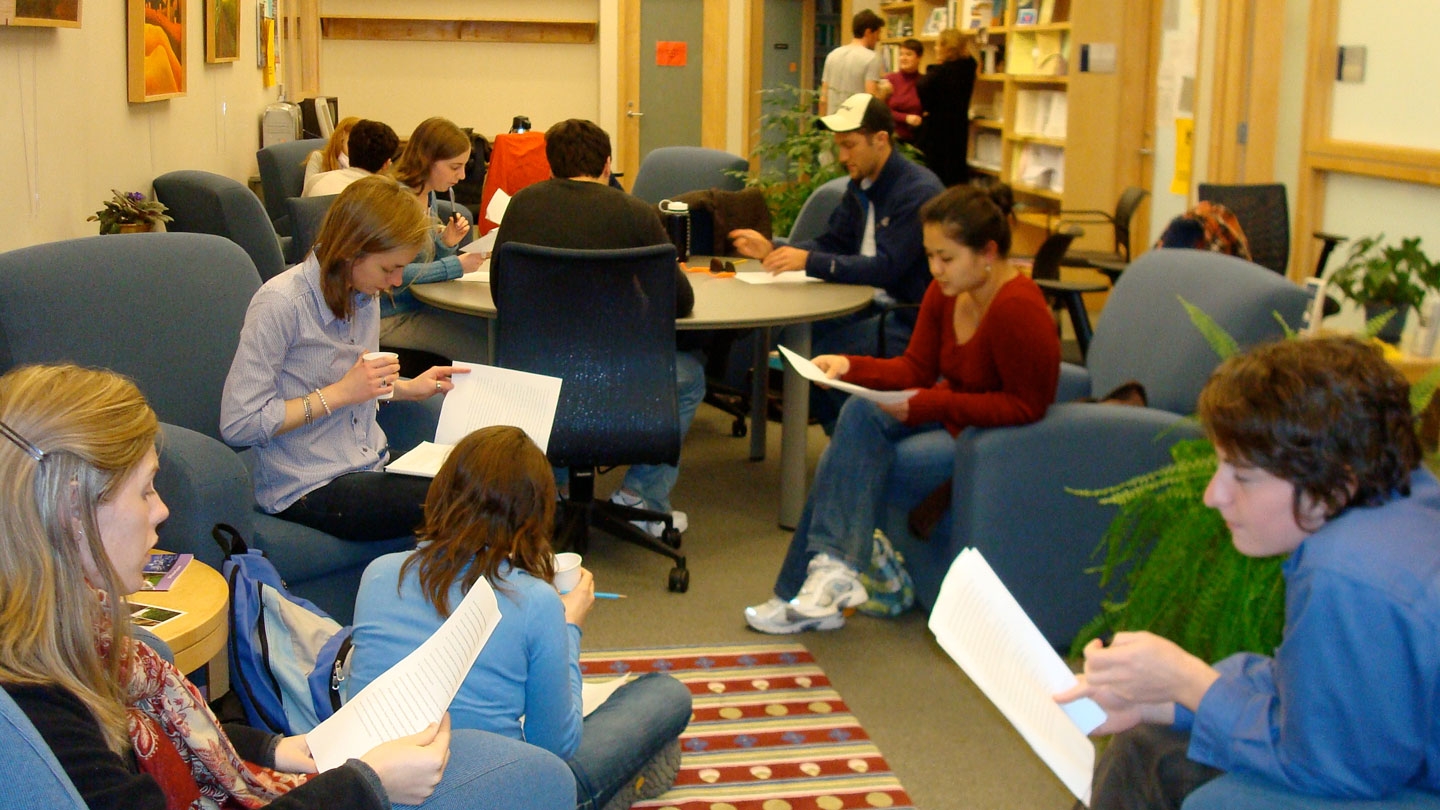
1183, 773, 1440, 810
256, 137, 325, 236
881, 249, 1312, 648
629, 146, 748, 205
153, 169, 288, 281
0, 233, 435, 622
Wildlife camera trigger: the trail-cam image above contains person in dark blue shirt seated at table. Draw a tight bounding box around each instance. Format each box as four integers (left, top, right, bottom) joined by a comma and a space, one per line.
1056, 335, 1440, 808
493, 118, 703, 537
728, 92, 944, 432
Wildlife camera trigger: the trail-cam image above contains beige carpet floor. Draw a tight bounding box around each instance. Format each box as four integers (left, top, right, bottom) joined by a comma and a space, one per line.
576, 402, 1079, 810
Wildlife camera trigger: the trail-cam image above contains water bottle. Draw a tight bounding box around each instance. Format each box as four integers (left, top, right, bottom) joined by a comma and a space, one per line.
659, 200, 691, 263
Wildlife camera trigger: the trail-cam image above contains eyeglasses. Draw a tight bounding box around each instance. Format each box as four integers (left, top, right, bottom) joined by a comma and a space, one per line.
0, 419, 45, 462
708, 257, 737, 277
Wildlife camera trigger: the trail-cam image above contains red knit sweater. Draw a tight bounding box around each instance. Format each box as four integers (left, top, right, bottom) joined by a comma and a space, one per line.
843, 275, 1060, 435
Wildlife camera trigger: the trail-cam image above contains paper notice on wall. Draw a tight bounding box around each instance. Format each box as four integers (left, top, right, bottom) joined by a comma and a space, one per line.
1171, 117, 1194, 196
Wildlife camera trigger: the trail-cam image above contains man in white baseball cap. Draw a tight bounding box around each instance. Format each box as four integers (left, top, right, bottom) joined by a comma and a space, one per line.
729, 92, 943, 432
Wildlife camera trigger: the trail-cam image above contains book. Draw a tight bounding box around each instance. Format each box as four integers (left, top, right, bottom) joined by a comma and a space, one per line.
385, 362, 562, 478
140, 552, 192, 591
928, 548, 1106, 804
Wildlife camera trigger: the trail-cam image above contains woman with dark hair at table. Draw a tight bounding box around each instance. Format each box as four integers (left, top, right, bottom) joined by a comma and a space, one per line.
0, 362, 574, 810
744, 183, 1059, 634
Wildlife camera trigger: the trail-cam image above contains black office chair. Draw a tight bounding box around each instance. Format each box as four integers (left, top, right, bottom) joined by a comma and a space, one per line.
1056, 186, 1149, 282
1029, 225, 1102, 358
492, 242, 690, 592
1197, 182, 1346, 278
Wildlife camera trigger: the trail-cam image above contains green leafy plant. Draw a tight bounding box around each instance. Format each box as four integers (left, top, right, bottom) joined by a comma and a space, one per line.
1329, 234, 1440, 316
1069, 300, 1440, 662
87, 190, 172, 234
735, 84, 926, 237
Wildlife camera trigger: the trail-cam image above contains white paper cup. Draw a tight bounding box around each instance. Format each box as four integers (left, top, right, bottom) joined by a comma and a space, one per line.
553, 552, 583, 594
364, 351, 399, 400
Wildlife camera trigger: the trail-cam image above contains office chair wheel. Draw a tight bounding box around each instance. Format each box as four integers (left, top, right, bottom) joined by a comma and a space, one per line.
731, 417, 747, 438
668, 566, 690, 593
661, 527, 682, 550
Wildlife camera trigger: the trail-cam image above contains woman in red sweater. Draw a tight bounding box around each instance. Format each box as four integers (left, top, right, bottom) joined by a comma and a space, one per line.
746, 184, 1060, 634
885, 39, 926, 144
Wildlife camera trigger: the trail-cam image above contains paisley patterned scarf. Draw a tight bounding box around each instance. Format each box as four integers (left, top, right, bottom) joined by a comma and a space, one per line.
94, 589, 311, 809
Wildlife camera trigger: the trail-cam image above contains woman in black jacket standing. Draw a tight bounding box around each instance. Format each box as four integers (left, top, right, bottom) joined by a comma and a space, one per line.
917, 28, 979, 187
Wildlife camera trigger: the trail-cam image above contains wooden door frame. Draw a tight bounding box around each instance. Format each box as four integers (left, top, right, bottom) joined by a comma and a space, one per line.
1202, 0, 1284, 186
1291, 0, 1440, 281
616, 0, 731, 187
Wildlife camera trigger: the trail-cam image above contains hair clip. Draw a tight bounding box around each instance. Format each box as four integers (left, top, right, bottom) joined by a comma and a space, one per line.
0, 419, 45, 462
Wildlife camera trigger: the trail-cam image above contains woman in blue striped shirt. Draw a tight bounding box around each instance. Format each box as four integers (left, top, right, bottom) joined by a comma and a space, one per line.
221, 175, 467, 542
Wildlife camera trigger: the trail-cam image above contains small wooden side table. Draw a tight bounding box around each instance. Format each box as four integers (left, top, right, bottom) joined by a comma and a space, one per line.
136, 557, 229, 697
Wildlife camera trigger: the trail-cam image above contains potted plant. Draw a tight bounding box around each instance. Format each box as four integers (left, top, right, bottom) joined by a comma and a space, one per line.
1328, 234, 1440, 344
88, 189, 172, 235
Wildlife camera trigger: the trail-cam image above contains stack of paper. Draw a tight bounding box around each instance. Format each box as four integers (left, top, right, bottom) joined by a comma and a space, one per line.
307, 580, 503, 772
928, 548, 1105, 805
777, 346, 917, 406
386, 362, 562, 478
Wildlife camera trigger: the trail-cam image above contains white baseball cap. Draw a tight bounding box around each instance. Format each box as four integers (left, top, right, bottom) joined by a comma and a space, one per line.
817, 93, 894, 135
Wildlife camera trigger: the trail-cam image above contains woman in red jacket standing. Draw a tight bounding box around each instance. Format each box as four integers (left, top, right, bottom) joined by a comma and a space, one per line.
745, 184, 1060, 634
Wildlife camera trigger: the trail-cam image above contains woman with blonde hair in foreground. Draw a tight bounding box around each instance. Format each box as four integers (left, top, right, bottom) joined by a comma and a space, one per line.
0, 363, 573, 810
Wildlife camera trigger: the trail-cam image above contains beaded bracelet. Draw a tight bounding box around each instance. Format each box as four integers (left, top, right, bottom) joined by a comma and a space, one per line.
302, 393, 313, 425
314, 388, 332, 416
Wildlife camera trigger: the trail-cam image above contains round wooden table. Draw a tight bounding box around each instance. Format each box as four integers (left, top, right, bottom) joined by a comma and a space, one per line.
412, 258, 876, 527
133, 557, 229, 694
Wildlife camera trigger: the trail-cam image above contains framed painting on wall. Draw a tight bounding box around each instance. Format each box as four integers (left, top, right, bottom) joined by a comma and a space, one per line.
205, 0, 238, 62
128, 0, 187, 102
2, 0, 83, 27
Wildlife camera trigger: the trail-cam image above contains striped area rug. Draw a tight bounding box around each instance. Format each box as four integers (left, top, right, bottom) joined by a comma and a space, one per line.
580, 642, 915, 810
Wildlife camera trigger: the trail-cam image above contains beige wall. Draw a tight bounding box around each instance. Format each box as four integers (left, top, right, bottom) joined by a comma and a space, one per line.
0, 5, 280, 252
318, 0, 605, 144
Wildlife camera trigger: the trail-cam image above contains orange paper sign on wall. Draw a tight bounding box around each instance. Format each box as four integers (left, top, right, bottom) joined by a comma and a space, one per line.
656, 41, 688, 67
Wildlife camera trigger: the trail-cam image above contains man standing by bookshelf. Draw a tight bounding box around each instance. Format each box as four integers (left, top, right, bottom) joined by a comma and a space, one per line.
819, 9, 886, 115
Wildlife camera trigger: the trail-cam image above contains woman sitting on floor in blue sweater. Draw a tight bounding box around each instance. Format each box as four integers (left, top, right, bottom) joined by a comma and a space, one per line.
349, 426, 693, 810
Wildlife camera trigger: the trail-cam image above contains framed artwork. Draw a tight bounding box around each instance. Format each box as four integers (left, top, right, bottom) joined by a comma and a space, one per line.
127, 0, 187, 102
205, 0, 239, 62
2, 0, 82, 27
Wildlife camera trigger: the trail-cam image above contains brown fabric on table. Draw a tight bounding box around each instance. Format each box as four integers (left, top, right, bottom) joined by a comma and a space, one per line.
674, 188, 773, 256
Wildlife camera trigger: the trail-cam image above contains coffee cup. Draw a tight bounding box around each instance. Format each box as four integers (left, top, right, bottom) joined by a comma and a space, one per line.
553, 552, 583, 594
363, 351, 399, 400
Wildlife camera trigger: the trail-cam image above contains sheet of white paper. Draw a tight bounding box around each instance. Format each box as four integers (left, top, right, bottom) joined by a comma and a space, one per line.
582, 674, 631, 717
434, 361, 562, 452
455, 269, 490, 284
307, 580, 503, 773
733, 271, 822, 285
385, 441, 453, 478
485, 189, 511, 224
776, 345, 919, 406
928, 548, 1105, 805
459, 229, 498, 255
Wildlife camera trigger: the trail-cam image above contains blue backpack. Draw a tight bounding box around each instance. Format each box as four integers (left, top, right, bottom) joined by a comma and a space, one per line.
213, 524, 353, 736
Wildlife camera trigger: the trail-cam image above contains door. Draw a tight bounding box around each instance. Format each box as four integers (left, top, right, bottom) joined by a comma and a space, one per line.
619, 0, 706, 180
759, 0, 806, 175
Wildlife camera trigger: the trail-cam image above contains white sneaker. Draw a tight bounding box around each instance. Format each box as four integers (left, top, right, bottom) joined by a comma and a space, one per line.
609, 490, 688, 536
789, 553, 868, 619
744, 596, 847, 634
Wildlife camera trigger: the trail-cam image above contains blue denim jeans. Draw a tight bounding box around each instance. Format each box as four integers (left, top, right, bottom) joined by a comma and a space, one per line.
395, 728, 575, 810
620, 350, 707, 513
570, 672, 693, 810
772, 396, 954, 600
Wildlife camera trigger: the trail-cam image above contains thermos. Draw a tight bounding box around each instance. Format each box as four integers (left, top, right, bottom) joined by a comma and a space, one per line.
659, 200, 691, 263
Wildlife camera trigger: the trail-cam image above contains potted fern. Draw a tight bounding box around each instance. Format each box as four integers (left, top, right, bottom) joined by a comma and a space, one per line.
1328, 234, 1440, 344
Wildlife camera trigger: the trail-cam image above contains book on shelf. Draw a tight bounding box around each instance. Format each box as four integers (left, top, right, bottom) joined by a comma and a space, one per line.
972, 131, 1003, 169
1015, 0, 1037, 25
1015, 143, 1065, 193
1013, 89, 1067, 138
